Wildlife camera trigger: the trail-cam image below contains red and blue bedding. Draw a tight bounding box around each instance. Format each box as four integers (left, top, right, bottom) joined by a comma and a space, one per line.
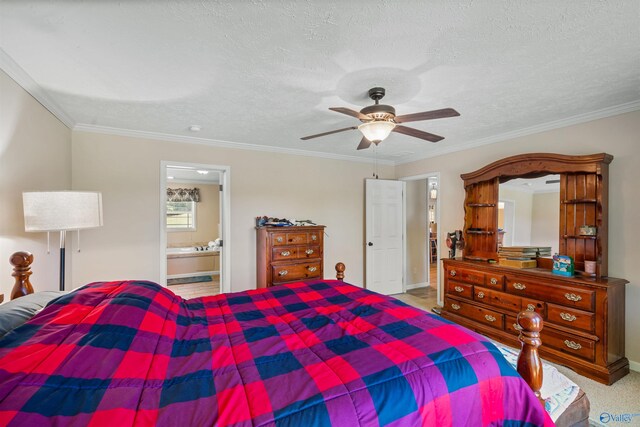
0, 279, 552, 426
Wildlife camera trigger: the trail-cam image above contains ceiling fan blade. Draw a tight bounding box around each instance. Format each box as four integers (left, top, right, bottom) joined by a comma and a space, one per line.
357, 137, 372, 150
329, 107, 371, 121
300, 126, 357, 140
393, 125, 444, 142
394, 108, 460, 124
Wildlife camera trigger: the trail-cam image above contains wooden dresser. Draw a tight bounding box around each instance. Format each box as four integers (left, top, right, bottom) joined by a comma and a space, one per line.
442, 259, 628, 385
256, 226, 325, 288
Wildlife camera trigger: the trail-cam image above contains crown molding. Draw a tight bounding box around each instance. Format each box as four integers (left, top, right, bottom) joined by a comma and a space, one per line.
395, 100, 640, 165
0, 48, 75, 128
73, 124, 395, 166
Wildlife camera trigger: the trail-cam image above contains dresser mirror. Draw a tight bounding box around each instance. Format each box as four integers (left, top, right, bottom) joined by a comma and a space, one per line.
461, 153, 611, 277
498, 174, 560, 254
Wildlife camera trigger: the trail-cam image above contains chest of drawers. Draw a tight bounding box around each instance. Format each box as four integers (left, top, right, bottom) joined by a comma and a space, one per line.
441, 259, 628, 384
256, 226, 325, 288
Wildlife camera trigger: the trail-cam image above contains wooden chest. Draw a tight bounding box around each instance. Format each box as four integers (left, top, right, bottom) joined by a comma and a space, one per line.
256, 226, 325, 288
441, 258, 628, 385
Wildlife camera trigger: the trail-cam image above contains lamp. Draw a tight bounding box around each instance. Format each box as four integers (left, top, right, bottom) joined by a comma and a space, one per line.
23, 191, 103, 291
358, 120, 396, 143
430, 182, 438, 199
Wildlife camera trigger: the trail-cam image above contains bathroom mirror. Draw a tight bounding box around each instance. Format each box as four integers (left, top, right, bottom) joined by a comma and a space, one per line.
498, 174, 560, 254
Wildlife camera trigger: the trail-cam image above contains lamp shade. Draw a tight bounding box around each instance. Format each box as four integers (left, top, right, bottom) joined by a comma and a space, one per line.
23, 191, 103, 232
358, 121, 396, 143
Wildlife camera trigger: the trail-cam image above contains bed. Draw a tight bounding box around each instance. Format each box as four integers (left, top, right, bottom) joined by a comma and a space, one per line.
0, 252, 557, 426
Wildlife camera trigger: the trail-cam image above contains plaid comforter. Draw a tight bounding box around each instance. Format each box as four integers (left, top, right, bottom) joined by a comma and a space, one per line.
0, 280, 552, 426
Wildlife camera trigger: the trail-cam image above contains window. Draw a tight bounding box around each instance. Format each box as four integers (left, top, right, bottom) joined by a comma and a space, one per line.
167, 201, 196, 230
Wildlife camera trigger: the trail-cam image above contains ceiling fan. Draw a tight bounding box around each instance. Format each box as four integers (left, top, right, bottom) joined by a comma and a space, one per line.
301, 87, 460, 150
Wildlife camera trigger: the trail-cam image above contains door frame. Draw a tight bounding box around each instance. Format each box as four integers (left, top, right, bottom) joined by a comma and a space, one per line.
160, 161, 231, 294
398, 172, 442, 305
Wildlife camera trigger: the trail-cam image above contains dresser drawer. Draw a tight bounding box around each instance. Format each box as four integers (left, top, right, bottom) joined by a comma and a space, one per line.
272, 246, 297, 261
272, 262, 322, 284
446, 266, 485, 286
505, 277, 595, 311
547, 303, 595, 333
446, 298, 504, 330
484, 273, 505, 290
447, 280, 473, 299
521, 298, 546, 317
474, 287, 520, 313
308, 231, 322, 244
298, 246, 321, 259
505, 315, 523, 336
542, 328, 595, 362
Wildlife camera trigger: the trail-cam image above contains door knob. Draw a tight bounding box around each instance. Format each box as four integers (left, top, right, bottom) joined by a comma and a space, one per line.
368, 242, 373, 246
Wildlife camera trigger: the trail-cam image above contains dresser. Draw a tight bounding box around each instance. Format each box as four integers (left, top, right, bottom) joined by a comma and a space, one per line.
256, 226, 325, 288
441, 259, 629, 384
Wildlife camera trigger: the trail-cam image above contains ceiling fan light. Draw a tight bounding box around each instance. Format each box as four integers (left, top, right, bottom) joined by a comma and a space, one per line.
358, 121, 396, 143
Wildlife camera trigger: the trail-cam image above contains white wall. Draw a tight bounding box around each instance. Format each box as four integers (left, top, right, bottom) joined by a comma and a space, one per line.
499, 186, 533, 246
395, 110, 640, 367
0, 70, 71, 296
70, 131, 394, 291
531, 191, 560, 255
405, 179, 427, 286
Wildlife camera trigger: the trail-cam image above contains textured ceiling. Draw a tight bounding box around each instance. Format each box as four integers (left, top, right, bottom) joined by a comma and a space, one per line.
1, 1, 639, 163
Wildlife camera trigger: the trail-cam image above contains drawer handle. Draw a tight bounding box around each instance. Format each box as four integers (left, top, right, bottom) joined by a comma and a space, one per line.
513, 323, 523, 331
454, 286, 464, 293
450, 270, 457, 277
526, 304, 535, 312
513, 282, 526, 290
477, 291, 485, 299
307, 266, 317, 272
305, 249, 314, 255
484, 315, 497, 322
278, 270, 288, 277
564, 340, 582, 350
311, 235, 317, 241
451, 303, 460, 310
490, 278, 498, 285
564, 293, 582, 302
280, 250, 291, 257
560, 312, 577, 322
276, 237, 283, 243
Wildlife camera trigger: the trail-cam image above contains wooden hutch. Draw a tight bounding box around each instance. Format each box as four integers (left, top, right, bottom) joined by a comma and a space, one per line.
441, 153, 629, 385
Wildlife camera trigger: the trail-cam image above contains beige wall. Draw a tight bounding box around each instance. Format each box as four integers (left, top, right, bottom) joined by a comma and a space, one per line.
405, 179, 427, 285
167, 183, 220, 246
70, 131, 393, 291
0, 70, 71, 295
396, 110, 640, 366
531, 192, 560, 255
499, 186, 533, 246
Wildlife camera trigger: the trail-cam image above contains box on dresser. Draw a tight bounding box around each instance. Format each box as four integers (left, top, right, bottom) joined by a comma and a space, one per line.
256, 225, 325, 288
442, 258, 628, 385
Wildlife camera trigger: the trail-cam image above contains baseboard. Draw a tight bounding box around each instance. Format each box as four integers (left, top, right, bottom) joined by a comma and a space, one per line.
167, 271, 217, 279
405, 282, 429, 290
629, 359, 640, 373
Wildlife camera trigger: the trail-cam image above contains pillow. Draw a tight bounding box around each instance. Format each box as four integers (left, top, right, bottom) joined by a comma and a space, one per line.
0, 291, 66, 338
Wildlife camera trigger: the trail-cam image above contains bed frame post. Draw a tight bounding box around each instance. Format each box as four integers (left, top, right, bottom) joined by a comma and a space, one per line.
335, 262, 345, 280
10, 251, 35, 300
517, 310, 544, 406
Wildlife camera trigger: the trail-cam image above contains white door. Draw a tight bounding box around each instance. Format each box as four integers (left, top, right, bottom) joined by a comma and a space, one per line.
366, 179, 405, 295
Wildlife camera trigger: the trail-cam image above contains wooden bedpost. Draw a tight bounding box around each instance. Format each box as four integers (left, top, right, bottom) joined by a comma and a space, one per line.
335, 262, 345, 281
10, 251, 35, 300
517, 310, 544, 406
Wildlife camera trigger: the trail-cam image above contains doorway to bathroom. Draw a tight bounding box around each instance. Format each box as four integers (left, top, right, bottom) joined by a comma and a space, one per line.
160, 161, 231, 297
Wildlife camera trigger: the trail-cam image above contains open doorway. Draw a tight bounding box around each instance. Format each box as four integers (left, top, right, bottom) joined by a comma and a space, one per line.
160, 161, 231, 297
399, 172, 441, 309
